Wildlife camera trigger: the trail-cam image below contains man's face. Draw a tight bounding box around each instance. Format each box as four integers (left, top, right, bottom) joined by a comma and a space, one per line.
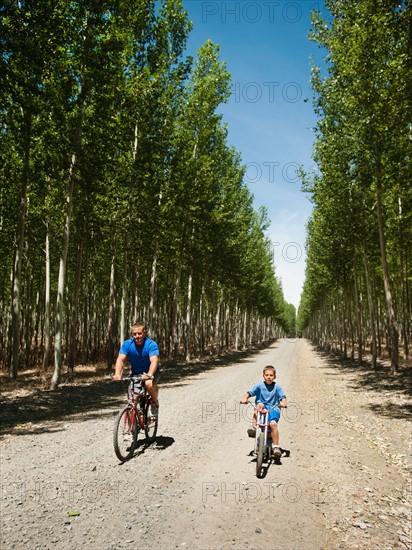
132, 326, 145, 345
263, 370, 275, 384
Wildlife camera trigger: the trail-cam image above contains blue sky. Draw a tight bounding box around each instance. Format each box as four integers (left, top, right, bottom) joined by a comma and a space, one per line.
183, 0, 327, 309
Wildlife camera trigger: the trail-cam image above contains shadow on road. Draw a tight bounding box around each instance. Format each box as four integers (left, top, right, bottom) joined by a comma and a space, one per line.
0, 341, 278, 437
312, 347, 412, 420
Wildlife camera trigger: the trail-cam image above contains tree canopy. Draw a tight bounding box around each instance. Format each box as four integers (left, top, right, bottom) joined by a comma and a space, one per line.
1, 0, 294, 385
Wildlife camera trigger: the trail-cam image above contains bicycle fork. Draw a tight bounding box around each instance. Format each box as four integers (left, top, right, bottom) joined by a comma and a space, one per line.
254, 411, 269, 453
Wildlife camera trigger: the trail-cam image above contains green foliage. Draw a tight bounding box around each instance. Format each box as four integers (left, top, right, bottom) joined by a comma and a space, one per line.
298, 0, 411, 358
1, 0, 290, 372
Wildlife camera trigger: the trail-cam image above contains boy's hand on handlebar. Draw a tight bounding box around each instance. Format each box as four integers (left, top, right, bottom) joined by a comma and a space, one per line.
111, 374, 122, 381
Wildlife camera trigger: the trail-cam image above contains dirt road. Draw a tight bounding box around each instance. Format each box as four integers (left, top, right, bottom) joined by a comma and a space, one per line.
1, 339, 411, 549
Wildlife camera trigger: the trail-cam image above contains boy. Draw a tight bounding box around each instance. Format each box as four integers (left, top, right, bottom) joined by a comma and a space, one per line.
241, 365, 287, 458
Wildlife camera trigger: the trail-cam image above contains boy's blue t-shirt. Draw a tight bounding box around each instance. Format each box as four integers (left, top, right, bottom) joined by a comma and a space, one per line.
119, 337, 160, 374
247, 381, 286, 409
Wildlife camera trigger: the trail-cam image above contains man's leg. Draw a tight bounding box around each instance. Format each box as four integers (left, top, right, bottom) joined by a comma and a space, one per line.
145, 380, 159, 404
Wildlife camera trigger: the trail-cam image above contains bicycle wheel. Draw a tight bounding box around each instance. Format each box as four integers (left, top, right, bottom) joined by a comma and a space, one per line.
144, 400, 158, 443
113, 406, 138, 462
256, 433, 265, 478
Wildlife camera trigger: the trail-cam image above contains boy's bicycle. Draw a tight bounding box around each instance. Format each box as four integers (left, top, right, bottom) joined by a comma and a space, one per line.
113, 375, 158, 462
242, 401, 289, 478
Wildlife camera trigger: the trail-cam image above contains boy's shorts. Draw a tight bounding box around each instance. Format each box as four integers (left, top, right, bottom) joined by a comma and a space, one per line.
268, 408, 280, 423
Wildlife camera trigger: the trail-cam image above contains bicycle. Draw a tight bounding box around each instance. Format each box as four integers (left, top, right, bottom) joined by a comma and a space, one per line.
242, 400, 288, 478
113, 375, 158, 462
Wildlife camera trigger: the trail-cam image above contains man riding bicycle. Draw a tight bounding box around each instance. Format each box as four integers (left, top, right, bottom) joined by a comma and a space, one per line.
113, 321, 160, 418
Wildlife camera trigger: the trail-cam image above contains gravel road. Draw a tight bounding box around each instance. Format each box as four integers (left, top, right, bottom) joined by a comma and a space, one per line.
1, 339, 411, 549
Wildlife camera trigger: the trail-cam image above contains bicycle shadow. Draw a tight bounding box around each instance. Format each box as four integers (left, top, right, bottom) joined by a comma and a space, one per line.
248, 448, 291, 479
115, 435, 176, 465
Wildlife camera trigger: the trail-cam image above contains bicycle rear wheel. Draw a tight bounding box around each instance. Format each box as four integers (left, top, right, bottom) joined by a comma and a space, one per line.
113, 406, 138, 462
144, 400, 158, 443
256, 433, 265, 478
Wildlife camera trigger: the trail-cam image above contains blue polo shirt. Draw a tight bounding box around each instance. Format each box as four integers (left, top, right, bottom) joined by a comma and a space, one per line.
119, 337, 160, 374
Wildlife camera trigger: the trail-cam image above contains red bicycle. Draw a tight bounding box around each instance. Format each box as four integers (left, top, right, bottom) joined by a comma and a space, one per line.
113, 375, 158, 462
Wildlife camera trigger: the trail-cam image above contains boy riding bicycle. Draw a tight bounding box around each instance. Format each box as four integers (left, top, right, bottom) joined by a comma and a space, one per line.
241, 365, 287, 458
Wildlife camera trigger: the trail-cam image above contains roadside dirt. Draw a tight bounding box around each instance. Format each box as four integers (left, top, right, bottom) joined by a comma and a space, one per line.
1, 339, 411, 550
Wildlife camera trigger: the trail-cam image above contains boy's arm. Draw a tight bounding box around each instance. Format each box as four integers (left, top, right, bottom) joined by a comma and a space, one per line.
241, 392, 250, 404
279, 396, 287, 407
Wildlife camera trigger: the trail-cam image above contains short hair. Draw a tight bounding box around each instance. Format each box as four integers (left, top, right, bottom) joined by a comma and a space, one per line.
263, 365, 276, 375
131, 321, 145, 330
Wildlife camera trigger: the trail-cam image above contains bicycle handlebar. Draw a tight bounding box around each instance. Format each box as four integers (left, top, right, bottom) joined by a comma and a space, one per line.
113, 373, 154, 382
240, 399, 287, 411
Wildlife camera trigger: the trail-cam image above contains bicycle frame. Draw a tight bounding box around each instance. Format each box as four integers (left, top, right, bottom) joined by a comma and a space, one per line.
113, 374, 158, 462
254, 409, 270, 453
254, 403, 280, 453
126, 377, 147, 431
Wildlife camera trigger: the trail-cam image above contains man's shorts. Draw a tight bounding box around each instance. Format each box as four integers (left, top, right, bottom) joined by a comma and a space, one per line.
131, 369, 161, 383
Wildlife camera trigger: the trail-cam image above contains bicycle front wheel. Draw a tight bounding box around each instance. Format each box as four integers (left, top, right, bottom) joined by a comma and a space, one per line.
113, 406, 138, 462
144, 401, 158, 443
256, 433, 265, 478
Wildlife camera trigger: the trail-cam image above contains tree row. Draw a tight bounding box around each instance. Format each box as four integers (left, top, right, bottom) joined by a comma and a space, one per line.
297, 0, 411, 373
1, 0, 294, 387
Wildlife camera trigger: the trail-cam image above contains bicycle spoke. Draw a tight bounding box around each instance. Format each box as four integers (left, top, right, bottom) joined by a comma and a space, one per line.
113, 406, 138, 461
144, 400, 158, 443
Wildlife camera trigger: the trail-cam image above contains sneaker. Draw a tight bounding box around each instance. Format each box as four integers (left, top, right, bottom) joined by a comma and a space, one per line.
123, 434, 133, 442
272, 445, 282, 458
247, 427, 257, 438
150, 404, 158, 419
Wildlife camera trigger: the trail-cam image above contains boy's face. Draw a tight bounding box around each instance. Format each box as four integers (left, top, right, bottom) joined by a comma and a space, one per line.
263, 370, 275, 384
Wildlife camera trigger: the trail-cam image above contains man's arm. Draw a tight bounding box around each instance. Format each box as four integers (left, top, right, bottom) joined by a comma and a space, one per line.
112, 353, 127, 380
145, 355, 159, 379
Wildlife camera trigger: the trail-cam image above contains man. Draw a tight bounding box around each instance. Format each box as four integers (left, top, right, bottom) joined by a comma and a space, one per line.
113, 321, 160, 417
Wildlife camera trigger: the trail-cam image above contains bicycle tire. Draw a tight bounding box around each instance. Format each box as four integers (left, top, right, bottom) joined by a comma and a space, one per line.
113, 405, 138, 462
256, 433, 265, 477
144, 400, 158, 443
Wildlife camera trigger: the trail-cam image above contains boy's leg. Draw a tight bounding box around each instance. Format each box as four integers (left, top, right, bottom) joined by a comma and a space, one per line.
247, 410, 258, 437
269, 420, 279, 445
269, 411, 282, 458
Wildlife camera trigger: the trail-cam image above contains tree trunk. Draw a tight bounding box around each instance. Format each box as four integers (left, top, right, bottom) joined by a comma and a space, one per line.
107, 254, 116, 370
170, 261, 182, 362
51, 94, 84, 390
10, 109, 31, 379
120, 234, 128, 344
185, 268, 193, 361
362, 239, 377, 367
353, 251, 363, 363
42, 228, 51, 371
67, 241, 83, 376
375, 157, 399, 373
